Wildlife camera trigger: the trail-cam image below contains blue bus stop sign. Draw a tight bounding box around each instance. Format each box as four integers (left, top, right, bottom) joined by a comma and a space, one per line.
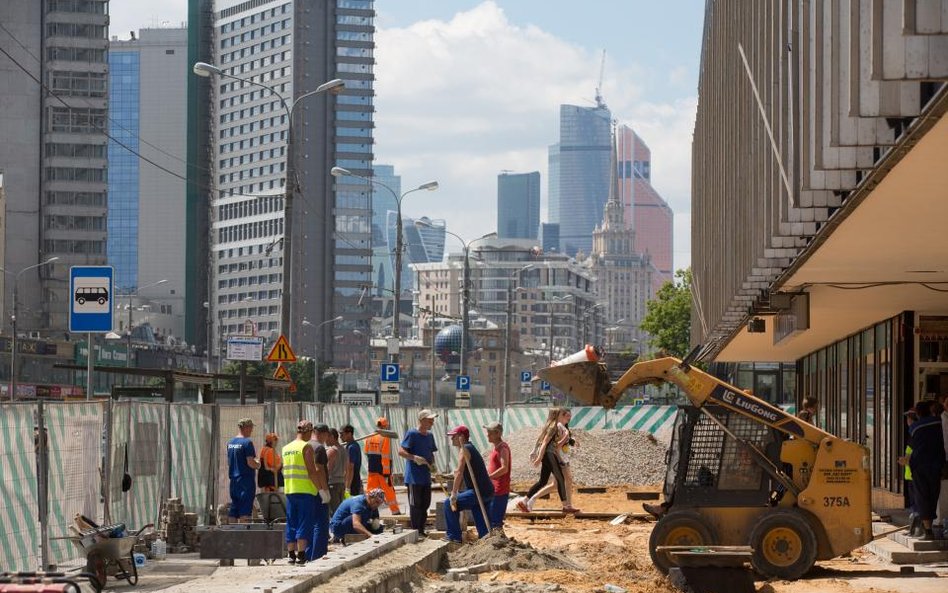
69, 266, 114, 333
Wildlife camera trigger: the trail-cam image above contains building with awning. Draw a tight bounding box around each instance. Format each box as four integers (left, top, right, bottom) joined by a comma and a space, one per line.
692, 0, 948, 506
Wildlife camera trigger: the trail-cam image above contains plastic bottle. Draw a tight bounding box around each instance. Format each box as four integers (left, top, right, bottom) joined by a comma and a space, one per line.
153, 537, 166, 560
603, 585, 626, 593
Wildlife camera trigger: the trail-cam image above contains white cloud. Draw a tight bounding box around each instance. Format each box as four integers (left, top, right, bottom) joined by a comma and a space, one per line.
375, 1, 694, 270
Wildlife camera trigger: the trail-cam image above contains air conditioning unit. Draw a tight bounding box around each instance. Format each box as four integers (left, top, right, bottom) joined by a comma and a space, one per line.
28, 331, 41, 339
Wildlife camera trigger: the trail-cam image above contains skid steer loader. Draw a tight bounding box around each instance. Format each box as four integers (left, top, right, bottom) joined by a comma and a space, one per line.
537, 349, 872, 580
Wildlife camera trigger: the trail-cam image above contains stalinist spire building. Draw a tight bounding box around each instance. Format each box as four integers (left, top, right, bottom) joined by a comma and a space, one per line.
589, 125, 652, 350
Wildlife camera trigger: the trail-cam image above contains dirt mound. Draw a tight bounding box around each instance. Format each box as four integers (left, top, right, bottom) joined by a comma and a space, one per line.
502, 428, 667, 487
443, 532, 581, 571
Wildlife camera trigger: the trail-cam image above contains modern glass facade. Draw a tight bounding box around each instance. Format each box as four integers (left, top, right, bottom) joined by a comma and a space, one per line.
107, 51, 141, 292
497, 171, 540, 240
370, 164, 400, 298
548, 104, 611, 256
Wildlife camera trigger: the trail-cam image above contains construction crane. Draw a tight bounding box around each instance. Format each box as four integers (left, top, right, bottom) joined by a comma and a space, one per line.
594, 49, 608, 110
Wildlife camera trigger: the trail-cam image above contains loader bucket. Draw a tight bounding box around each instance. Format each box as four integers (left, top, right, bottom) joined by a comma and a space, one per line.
537, 361, 612, 405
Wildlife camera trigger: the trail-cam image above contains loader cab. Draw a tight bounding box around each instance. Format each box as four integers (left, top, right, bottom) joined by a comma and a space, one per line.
665, 405, 784, 508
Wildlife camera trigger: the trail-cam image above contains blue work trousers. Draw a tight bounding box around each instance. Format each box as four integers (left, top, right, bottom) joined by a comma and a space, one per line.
488, 493, 509, 529
444, 490, 493, 542
306, 497, 329, 560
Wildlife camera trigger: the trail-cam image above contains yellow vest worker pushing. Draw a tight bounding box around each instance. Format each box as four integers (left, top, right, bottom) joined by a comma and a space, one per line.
283, 439, 317, 495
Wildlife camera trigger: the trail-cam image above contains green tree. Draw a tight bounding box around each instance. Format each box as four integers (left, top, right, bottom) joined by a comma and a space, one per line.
640, 268, 692, 358
220, 360, 334, 401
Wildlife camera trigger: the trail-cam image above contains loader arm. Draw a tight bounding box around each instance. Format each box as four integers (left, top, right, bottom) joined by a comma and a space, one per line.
538, 356, 831, 446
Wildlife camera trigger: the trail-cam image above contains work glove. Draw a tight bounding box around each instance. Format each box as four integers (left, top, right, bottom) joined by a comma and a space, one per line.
343, 489, 351, 500
369, 518, 381, 530
319, 489, 330, 504
412, 455, 429, 466
449, 494, 458, 510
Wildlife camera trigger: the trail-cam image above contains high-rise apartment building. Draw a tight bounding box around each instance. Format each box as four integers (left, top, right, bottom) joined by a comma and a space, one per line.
0, 0, 110, 334
617, 125, 673, 292
497, 171, 540, 240
109, 28, 188, 339
548, 104, 612, 256
208, 0, 375, 366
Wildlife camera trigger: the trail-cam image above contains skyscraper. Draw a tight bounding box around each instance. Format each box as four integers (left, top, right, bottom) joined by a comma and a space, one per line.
109, 28, 188, 338
497, 171, 540, 240
548, 104, 612, 256
539, 223, 560, 254
207, 0, 375, 367
370, 164, 401, 298
617, 125, 673, 292
0, 1, 110, 334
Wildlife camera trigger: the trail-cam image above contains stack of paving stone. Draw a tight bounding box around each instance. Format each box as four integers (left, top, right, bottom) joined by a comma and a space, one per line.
158, 497, 200, 552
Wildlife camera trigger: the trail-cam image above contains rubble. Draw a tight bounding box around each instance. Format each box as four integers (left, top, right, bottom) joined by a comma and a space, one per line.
444, 532, 581, 571
503, 428, 667, 487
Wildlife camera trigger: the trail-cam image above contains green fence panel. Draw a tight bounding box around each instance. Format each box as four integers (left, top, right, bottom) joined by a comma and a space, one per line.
0, 403, 40, 571
45, 401, 105, 565
171, 404, 214, 519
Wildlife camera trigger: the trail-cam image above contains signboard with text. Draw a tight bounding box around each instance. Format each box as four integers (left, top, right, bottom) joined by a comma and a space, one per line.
227, 336, 264, 361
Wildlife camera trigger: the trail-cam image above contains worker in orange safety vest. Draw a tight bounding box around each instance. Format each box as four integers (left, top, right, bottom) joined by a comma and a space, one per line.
364, 417, 401, 514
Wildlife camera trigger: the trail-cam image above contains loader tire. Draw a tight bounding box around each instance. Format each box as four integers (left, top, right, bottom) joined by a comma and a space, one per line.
749, 510, 817, 580
648, 510, 717, 575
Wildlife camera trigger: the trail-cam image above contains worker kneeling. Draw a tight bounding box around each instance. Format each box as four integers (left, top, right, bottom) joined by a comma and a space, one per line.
330, 488, 386, 542
443, 425, 494, 543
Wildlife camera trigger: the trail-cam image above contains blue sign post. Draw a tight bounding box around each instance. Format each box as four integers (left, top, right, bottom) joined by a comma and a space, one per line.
69, 266, 114, 401
380, 363, 400, 405
455, 374, 471, 408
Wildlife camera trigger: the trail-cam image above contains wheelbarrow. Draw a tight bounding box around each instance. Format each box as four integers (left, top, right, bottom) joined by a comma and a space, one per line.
60, 523, 153, 592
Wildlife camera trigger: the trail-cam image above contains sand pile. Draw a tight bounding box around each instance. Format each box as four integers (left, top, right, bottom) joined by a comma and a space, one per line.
443, 532, 581, 571
501, 428, 667, 487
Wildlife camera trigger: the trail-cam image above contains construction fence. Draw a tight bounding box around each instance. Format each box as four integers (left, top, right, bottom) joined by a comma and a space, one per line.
0, 400, 680, 572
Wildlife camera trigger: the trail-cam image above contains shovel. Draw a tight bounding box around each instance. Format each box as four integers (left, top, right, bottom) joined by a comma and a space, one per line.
354, 428, 399, 442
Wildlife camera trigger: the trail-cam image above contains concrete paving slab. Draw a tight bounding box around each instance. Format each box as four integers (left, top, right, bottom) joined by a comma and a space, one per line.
92, 530, 419, 593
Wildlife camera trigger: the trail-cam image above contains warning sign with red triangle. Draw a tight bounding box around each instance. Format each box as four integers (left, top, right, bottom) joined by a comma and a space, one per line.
267, 335, 297, 363
273, 363, 291, 381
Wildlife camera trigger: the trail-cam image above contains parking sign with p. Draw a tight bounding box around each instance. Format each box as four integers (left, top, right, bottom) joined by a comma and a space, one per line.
380, 363, 400, 383
456, 375, 471, 392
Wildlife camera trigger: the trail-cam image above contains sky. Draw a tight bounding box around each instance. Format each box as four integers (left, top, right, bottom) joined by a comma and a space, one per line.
110, 0, 704, 271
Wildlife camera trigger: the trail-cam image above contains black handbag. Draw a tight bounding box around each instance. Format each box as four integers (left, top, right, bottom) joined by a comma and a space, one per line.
121, 444, 133, 492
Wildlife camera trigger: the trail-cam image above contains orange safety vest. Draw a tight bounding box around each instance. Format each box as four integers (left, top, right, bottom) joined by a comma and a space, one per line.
364, 433, 391, 475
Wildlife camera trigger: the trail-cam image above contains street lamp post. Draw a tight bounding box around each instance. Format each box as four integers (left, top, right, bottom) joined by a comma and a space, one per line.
580, 303, 605, 346
3, 257, 59, 401
502, 264, 534, 409
192, 62, 344, 348
417, 221, 495, 376
548, 295, 572, 364
331, 166, 438, 363
123, 279, 168, 368
302, 316, 342, 402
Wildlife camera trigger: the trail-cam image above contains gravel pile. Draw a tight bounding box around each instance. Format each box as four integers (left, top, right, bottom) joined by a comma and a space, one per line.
500, 428, 667, 487
444, 532, 580, 571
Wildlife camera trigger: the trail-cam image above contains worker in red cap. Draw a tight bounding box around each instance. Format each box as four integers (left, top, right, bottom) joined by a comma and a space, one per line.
443, 425, 494, 543
364, 417, 400, 513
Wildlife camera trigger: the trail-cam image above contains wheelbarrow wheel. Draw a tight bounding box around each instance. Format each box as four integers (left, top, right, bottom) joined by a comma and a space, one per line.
85, 550, 106, 592
125, 549, 139, 585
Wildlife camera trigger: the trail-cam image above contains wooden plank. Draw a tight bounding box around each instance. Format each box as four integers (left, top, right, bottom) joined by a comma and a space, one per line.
626, 491, 660, 500
508, 510, 654, 520
577, 487, 607, 494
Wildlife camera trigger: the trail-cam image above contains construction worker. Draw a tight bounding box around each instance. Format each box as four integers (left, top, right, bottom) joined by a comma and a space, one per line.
364, 417, 401, 514
227, 418, 260, 523
307, 424, 332, 559
398, 409, 438, 536
443, 425, 494, 543
281, 421, 321, 565
329, 488, 386, 542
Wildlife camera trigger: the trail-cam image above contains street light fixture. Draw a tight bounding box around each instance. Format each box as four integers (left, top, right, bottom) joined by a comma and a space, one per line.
192, 61, 345, 348
331, 166, 438, 362
2, 256, 59, 401
580, 303, 605, 348
416, 220, 495, 376
122, 279, 168, 368
502, 264, 534, 409
302, 315, 342, 402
